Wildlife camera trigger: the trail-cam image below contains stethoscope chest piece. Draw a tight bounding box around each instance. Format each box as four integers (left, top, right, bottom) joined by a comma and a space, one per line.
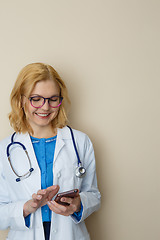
67, 126, 86, 178
75, 163, 86, 178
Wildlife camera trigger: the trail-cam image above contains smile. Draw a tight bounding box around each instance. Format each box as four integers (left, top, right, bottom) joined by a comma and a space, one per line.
35, 113, 51, 117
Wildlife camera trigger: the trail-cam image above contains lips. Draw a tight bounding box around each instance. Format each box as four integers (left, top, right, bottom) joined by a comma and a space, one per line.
35, 113, 51, 118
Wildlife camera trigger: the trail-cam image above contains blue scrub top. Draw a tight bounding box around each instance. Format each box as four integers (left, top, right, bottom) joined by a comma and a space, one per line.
31, 135, 57, 222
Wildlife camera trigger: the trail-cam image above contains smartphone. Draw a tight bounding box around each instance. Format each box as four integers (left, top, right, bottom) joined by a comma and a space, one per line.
54, 189, 79, 206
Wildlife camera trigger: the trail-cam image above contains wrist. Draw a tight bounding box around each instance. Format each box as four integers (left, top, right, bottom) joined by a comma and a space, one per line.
23, 202, 31, 217
75, 201, 81, 213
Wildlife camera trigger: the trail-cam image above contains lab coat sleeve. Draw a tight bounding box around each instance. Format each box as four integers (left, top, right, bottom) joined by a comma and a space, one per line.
71, 134, 101, 223
0, 159, 31, 230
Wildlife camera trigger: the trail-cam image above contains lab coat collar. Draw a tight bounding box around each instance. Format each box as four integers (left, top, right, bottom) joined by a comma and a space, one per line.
13, 125, 71, 140
57, 126, 72, 139
53, 126, 72, 164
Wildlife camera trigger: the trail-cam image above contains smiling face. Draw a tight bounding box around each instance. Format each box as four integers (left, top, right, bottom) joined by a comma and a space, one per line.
23, 79, 61, 136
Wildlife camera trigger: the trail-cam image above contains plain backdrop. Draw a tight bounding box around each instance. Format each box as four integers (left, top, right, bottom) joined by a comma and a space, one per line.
0, 0, 160, 239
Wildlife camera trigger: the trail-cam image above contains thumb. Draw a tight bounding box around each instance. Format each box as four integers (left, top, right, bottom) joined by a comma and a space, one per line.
47, 185, 60, 200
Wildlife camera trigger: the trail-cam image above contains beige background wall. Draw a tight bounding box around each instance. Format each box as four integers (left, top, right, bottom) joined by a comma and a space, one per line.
0, 0, 160, 239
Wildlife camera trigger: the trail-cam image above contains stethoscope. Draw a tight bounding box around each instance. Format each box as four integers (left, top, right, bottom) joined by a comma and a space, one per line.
6, 126, 86, 182
7, 132, 34, 182
67, 126, 86, 178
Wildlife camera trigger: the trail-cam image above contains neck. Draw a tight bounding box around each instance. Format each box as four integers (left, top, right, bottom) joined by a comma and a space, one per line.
31, 126, 57, 139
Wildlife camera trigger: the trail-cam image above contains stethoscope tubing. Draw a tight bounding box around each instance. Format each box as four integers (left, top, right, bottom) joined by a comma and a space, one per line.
7, 142, 26, 158
6, 139, 34, 182
67, 126, 81, 165
67, 126, 86, 178
7, 126, 86, 182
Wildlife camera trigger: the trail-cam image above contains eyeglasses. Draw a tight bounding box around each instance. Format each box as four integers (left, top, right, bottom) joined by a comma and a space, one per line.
28, 95, 63, 108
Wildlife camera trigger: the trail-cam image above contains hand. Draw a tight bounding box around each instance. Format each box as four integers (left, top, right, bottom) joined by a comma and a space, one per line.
23, 185, 59, 217
47, 192, 81, 216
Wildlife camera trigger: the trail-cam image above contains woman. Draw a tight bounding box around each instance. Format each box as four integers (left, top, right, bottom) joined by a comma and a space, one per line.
0, 63, 101, 240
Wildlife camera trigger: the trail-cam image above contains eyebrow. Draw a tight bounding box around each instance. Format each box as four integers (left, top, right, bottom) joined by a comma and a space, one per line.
30, 94, 60, 98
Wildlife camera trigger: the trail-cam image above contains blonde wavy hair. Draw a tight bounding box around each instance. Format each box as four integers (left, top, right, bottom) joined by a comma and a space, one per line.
9, 63, 70, 134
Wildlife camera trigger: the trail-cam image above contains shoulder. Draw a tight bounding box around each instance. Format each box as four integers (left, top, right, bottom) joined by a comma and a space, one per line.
0, 135, 12, 149
58, 126, 93, 148
58, 126, 88, 139
0, 132, 28, 149
0, 135, 13, 162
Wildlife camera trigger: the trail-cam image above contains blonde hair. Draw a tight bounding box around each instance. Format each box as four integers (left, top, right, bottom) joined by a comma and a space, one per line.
9, 63, 70, 134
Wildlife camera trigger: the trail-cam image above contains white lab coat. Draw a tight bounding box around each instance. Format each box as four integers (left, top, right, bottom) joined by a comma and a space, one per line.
0, 126, 101, 240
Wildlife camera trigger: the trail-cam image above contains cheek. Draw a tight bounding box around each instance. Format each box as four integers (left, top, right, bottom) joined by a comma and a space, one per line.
50, 108, 61, 122
51, 109, 59, 118
23, 103, 35, 118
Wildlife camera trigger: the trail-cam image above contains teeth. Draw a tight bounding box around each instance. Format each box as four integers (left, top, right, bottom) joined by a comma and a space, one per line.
36, 113, 50, 117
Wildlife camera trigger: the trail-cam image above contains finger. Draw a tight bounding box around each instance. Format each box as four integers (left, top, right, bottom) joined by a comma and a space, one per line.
48, 190, 59, 200
32, 193, 42, 201
61, 196, 81, 213
47, 201, 63, 214
48, 200, 75, 216
60, 197, 73, 205
46, 185, 60, 201
75, 190, 79, 196
60, 194, 80, 205
47, 200, 67, 213
46, 185, 60, 193
37, 189, 46, 195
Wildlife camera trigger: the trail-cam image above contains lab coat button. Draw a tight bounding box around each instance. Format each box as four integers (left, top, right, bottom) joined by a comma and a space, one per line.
53, 229, 57, 233
57, 172, 61, 178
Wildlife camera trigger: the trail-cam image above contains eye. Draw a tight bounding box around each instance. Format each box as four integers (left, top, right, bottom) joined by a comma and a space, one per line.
50, 96, 59, 102
31, 96, 42, 102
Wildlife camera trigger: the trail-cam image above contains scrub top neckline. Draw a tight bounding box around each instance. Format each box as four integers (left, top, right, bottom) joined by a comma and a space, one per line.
30, 135, 57, 141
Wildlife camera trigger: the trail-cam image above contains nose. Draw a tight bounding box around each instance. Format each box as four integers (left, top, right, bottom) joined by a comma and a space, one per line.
41, 99, 50, 110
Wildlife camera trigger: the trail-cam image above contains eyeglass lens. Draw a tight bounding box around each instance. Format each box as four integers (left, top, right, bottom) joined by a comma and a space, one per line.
30, 96, 63, 108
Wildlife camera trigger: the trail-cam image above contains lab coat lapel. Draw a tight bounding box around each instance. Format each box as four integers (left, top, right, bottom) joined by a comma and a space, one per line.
54, 128, 65, 164
54, 127, 71, 164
